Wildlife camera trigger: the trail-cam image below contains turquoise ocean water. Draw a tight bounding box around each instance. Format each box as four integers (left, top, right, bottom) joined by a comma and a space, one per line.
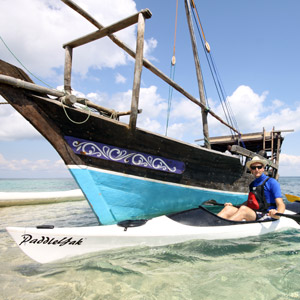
1, 177, 300, 300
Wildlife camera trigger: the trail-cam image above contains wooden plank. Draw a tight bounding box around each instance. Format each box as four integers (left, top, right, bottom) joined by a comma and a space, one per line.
129, 13, 145, 131
0, 74, 64, 97
63, 9, 152, 49
64, 46, 73, 93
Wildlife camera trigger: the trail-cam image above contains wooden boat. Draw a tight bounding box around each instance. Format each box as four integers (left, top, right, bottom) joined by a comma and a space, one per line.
0, 0, 291, 225
6, 205, 300, 264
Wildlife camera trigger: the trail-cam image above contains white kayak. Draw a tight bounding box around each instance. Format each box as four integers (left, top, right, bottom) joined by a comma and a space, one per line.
6, 207, 300, 264
0, 189, 85, 207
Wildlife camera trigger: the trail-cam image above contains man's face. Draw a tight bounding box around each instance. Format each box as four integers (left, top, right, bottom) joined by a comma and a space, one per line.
250, 163, 264, 178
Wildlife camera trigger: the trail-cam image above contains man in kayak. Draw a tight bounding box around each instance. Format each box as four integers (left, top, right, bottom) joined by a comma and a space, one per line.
217, 156, 285, 221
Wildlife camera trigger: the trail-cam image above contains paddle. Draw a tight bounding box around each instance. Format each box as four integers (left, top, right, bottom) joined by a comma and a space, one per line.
285, 194, 300, 203
202, 199, 300, 224
275, 213, 300, 223
203, 199, 241, 208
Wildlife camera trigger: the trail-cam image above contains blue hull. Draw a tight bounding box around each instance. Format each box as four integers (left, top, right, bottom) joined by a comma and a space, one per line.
68, 165, 247, 225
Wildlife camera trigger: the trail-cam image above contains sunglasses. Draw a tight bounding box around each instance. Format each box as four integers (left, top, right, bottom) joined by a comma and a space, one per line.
250, 165, 264, 170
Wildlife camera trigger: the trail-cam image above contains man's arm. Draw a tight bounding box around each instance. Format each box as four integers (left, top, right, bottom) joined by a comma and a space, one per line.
269, 197, 285, 219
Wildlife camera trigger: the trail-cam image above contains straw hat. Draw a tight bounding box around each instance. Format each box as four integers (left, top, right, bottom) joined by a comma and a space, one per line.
246, 156, 267, 170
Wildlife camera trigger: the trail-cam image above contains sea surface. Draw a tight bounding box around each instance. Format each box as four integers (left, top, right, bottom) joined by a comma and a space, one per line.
1, 177, 300, 300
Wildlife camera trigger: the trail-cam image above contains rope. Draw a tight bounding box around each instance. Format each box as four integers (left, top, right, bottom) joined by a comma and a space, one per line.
110, 109, 118, 120
0, 102, 9, 105
165, 63, 176, 136
171, 0, 179, 65
61, 97, 91, 125
191, 0, 207, 45
165, 0, 179, 136
191, 2, 243, 143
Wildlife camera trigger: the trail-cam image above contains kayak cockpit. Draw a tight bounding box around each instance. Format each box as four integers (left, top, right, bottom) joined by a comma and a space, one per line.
167, 206, 275, 227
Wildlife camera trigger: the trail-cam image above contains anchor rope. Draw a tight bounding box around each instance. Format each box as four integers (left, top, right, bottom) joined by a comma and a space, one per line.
61, 97, 91, 125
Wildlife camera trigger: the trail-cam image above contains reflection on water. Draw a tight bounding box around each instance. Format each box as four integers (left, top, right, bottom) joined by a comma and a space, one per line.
1, 177, 300, 299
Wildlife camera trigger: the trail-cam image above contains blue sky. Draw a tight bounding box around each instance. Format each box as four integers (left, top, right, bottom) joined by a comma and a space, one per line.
0, 0, 300, 178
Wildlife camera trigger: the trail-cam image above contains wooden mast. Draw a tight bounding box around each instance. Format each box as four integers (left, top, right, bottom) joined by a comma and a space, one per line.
184, 0, 210, 149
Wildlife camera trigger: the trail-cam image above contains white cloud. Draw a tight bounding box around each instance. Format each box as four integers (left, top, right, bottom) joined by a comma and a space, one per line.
271, 99, 284, 110
115, 73, 126, 84
92, 85, 167, 130
171, 98, 202, 120
220, 85, 267, 132
0, 0, 157, 79
166, 123, 185, 140
0, 152, 68, 176
0, 105, 40, 141
278, 153, 300, 176
196, 85, 300, 137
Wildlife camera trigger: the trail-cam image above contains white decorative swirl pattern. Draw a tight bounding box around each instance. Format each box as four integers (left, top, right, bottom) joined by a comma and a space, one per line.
72, 141, 178, 173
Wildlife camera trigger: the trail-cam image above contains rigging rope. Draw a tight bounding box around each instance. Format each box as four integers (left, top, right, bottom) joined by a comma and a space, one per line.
190, 1, 243, 144
165, 0, 179, 136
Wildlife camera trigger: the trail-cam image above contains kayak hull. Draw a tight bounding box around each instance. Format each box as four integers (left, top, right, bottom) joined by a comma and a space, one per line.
6, 213, 300, 264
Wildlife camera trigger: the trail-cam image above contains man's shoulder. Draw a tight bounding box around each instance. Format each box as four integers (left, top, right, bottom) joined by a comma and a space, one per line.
266, 177, 279, 186
265, 177, 282, 194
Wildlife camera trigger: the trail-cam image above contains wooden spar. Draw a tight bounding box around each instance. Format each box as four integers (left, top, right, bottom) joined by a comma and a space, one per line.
184, 0, 210, 149
118, 109, 142, 117
64, 46, 73, 93
63, 9, 152, 49
129, 13, 145, 131
76, 98, 142, 118
0, 74, 64, 97
61, 0, 103, 29
275, 133, 281, 179
263, 127, 266, 151
31, 94, 142, 118
0, 74, 141, 118
271, 126, 274, 160
60, 0, 241, 135
231, 145, 278, 170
